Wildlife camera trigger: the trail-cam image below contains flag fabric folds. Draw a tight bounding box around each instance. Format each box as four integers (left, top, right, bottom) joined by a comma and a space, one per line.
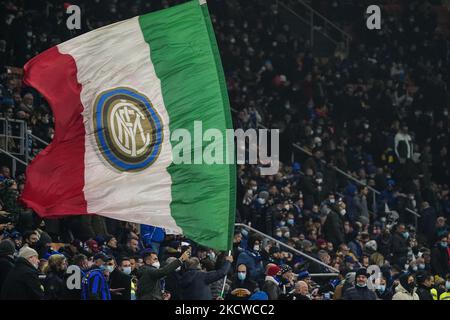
21, 1, 235, 250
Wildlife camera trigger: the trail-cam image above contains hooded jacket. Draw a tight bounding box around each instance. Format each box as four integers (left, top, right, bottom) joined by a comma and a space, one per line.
392, 283, 419, 300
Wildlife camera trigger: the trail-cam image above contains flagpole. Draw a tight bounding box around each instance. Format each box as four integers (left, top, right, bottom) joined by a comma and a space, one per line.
220, 249, 232, 299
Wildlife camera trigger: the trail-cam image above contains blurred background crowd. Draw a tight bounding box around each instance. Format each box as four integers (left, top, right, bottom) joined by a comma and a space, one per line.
0, 0, 449, 300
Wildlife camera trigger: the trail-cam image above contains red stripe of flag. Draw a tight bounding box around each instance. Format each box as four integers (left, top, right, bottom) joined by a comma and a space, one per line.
20, 46, 88, 217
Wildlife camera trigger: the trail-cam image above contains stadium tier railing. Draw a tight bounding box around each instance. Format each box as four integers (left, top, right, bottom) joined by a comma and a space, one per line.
235, 222, 340, 276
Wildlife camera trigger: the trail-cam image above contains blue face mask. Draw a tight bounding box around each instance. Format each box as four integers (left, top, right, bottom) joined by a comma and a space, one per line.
287, 219, 294, 226
441, 242, 448, 248
403, 232, 409, 239
378, 285, 386, 293
238, 272, 246, 281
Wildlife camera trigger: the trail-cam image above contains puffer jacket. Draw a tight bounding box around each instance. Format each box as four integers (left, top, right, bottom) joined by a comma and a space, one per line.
392, 284, 419, 300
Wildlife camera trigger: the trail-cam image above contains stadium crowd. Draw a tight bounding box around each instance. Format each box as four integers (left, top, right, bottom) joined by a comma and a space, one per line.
0, 0, 449, 300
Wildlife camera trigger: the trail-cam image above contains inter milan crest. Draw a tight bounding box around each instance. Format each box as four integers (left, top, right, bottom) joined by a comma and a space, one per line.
93, 87, 163, 172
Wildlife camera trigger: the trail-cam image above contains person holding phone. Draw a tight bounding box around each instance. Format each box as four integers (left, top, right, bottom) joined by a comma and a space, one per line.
136, 248, 191, 300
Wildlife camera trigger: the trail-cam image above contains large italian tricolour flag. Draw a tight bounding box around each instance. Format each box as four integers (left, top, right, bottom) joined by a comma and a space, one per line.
21, 0, 236, 250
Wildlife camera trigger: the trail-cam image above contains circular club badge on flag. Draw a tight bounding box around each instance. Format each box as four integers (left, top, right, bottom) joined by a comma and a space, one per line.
93, 87, 163, 172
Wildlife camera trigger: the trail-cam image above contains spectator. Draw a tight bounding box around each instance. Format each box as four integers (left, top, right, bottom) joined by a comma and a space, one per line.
333, 271, 355, 300
163, 257, 183, 301
439, 274, 450, 300
109, 257, 132, 300
136, 249, 189, 300
103, 235, 119, 257
289, 280, 311, 300
375, 276, 393, 300
394, 125, 413, 163
81, 260, 111, 300
342, 268, 377, 300
322, 201, 346, 247
392, 274, 419, 300
180, 254, 232, 300
352, 186, 370, 226
66, 253, 90, 300
431, 234, 450, 277
262, 264, 281, 300
415, 271, 434, 300
391, 224, 409, 267
42, 254, 69, 300
1, 246, 43, 300
0, 239, 15, 290
236, 236, 264, 281
227, 263, 259, 300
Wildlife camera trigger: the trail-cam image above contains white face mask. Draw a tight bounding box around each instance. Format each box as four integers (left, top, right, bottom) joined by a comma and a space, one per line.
276, 232, 282, 237
207, 252, 216, 260
122, 267, 132, 275
106, 265, 114, 273
152, 261, 161, 269
253, 245, 260, 252
340, 209, 346, 216
176, 266, 181, 272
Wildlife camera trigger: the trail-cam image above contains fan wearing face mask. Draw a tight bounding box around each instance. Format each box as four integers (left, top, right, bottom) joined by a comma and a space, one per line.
135, 248, 190, 300
236, 236, 265, 283
342, 268, 377, 300
438, 274, 450, 300
227, 263, 259, 300
392, 273, 419, 300
107, 257, 132, 300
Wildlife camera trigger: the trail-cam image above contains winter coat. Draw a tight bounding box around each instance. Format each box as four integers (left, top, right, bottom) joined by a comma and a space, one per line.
43, 271, 70, 300
391, 233, 408, 266
352, 194, 369, 224
0, 255, 14, 291
342, 285, 377, 300
392, 284, 419, 300
109, 268, 131, 300
431, 245, 450, 277
1, 257, 44, 300
322, 211, 345, 247
416, 285, 433, 300
179, 261, 231, 300
262, 276, 281, 300
236, 250, 264, 281
136, 259, 181, 300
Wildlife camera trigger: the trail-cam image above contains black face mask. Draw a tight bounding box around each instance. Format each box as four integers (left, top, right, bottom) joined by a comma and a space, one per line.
406, 282, 416, 293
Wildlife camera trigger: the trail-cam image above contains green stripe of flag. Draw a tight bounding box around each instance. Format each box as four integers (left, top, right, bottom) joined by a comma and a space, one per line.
139, 1, 235, 250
